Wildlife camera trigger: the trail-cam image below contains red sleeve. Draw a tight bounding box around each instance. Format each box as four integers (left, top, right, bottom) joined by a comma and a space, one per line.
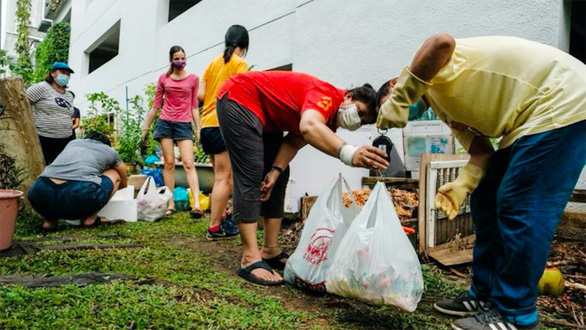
191, 74, 200, 108
152, 75, 165, 109
300, 90, 338, 122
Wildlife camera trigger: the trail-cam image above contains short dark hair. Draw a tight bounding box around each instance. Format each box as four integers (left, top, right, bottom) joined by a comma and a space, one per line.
375, 77, 398, 109
84, 131, 111, 146
45, 69, 71, 87
44, 71, 55, 85
347, 83, 377, 123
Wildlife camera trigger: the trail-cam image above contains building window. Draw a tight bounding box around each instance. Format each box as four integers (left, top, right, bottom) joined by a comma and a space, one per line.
168, 0, 201, 22
87, 21, 120, 74
267, 64, 293, 71
569, 1, 585, 63
63, 9, 72, 23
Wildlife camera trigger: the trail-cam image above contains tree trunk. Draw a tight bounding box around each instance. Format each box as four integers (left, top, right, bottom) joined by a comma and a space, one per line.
0, 77, 44, 206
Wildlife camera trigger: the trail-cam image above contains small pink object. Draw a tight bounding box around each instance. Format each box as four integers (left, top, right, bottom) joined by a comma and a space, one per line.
0, 190, 24, 251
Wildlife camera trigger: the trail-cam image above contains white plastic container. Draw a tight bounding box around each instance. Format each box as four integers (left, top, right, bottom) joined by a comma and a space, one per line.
97, 185, 137, 222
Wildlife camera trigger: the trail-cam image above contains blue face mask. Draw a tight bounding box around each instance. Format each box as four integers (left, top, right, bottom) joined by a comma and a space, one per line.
55, 73, 70, 87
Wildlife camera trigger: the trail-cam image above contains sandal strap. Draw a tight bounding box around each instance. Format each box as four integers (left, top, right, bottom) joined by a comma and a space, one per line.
241, 260, 274, 275
264, 251, 289, 263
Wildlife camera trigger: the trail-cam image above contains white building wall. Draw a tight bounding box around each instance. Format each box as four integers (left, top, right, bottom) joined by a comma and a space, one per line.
68, 0, 575, 211
1, 0, 45, 58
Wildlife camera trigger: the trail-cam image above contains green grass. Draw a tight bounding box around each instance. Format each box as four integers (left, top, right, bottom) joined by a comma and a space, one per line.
0, 210, 470, 329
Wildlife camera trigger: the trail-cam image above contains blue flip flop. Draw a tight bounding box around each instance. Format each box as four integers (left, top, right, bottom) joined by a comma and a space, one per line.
237, 260, 284, 286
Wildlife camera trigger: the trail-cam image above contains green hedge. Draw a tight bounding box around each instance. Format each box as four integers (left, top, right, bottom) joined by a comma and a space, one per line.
33, 22, 71, 83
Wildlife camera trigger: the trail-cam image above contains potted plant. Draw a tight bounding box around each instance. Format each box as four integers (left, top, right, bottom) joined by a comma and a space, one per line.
81, 92, 119, 140
115, 95, 146, 174
82, 91, 147, 174
0, 189, 23, 250
0, 146, 25, 250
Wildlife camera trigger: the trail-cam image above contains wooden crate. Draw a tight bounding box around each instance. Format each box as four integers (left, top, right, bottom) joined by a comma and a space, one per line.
363, 177, 420, 238
300, 195, 318, 222
299, 178, 421, 249
362, 177, 419, 191
418, 153, 475, 266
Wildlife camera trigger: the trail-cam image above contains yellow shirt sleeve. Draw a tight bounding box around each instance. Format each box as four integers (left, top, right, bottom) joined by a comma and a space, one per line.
235, 60, 248, 75
425, 36, 586, 149
202, 64, 209, 83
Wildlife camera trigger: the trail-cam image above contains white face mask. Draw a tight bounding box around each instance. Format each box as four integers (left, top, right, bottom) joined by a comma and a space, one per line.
337, 103, 361, 131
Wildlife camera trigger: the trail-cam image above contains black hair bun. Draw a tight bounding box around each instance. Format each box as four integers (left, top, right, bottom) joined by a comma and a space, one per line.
362, 83, 374, 90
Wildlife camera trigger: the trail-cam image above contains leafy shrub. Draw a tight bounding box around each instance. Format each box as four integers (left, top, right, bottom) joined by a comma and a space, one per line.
33, 22, 71, 83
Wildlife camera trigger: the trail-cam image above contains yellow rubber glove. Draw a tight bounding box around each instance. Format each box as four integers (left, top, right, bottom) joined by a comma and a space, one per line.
376, 67, 432, 129
434, 163, 485, 220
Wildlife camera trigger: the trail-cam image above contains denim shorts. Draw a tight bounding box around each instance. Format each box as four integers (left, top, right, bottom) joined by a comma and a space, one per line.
28, 176, 114, 220
200, 127, 227, 155
153, 119, 193, 141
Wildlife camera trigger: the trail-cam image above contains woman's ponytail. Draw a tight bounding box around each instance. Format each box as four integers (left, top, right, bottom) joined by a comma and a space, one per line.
223, 25, 249, 64
223, 45, 235, 64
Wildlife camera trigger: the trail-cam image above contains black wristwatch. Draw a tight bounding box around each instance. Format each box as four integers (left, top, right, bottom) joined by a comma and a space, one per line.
336, 142, 347, 159
271, 165, 284, 174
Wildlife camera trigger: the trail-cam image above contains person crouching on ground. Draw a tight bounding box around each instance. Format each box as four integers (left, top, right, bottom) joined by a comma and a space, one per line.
28, 131, 128, 232
376, 34, 586, 330
216, 70, 389, 286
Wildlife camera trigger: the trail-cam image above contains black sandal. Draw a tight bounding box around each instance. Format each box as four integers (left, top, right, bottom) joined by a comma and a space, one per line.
237, 260, 284, 286
190, 209, 204, 219
262, 251, 289, 271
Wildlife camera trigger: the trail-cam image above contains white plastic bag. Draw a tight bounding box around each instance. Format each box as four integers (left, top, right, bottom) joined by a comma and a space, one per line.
326, 182, 424, 312
137, 177, 172, 222
284, 174, 359, 292
98, 185, 137, 222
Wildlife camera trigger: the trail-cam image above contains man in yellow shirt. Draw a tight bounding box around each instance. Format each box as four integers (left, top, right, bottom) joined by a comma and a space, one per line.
376, 34, 586, 330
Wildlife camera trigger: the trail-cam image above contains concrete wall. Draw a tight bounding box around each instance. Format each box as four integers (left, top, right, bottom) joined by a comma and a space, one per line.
68, 0, 576, 211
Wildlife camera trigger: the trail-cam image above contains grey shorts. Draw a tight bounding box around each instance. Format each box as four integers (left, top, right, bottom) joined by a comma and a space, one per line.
153, 119, 193, 141
216, 95, 290, 223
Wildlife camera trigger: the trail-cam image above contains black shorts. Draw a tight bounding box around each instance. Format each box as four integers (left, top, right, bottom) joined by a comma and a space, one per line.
200, 127, 227, 155
153, 119, 193, 141
28, 176, 114, 221
216, 96, 290, 223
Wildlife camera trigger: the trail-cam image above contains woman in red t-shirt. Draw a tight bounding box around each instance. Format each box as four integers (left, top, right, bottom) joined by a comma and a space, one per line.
142, 45, 203, 217
216, 71, 389, 285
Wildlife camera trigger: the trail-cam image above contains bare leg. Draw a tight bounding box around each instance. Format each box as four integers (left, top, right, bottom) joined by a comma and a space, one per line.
160, 138, 176, 211
176, 139, 201, 210
209, 151, 232, 228
260, 217, 287, 263
82, 168, 121, 226
240, 221, 283, 282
